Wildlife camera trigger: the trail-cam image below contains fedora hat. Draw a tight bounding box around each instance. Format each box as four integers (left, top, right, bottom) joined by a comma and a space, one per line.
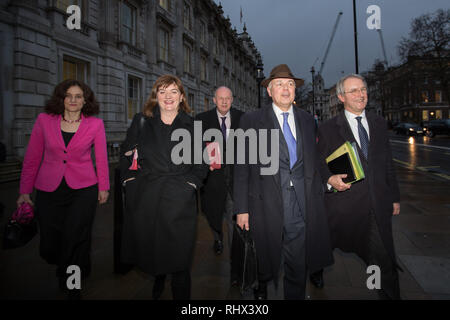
261, 64, 304, 88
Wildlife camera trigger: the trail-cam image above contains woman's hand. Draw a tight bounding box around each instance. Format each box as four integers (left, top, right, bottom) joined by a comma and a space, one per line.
17, 194, 33, 207
98, 190, 109, 204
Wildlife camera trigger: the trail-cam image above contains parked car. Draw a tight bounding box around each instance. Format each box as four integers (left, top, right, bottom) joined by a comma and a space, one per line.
423, 119, 450, 137
393, 122, 424, 136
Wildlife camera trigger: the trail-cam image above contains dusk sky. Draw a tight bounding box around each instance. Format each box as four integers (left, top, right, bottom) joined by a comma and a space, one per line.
215, 0, 449, 89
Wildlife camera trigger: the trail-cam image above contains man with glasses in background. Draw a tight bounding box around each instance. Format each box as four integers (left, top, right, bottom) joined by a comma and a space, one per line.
314, 74, 401, 299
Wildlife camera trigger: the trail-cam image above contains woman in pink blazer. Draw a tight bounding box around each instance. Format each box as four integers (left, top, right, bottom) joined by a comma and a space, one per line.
17, 79, 110, 299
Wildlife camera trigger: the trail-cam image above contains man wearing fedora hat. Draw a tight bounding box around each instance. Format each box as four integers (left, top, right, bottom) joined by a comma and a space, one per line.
233, 64, 334, 299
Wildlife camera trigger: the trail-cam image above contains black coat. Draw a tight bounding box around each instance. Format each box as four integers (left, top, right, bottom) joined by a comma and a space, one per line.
195, 107, 244, 233
317, 111, 400, 263
119, 110, 208, 275
233, 105, 334, 281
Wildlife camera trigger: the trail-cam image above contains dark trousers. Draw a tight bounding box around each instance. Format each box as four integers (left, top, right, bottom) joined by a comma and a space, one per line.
156, 269, 191, 300
281, 187, 307, 300
366, 212, 400, 300
35, 178, 98, 279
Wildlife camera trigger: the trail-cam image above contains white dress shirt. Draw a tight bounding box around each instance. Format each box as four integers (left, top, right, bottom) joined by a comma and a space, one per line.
273, 103, 296, 186
216, 109, 231, 140
272, 103, 297, 139
344, 109, 370, 148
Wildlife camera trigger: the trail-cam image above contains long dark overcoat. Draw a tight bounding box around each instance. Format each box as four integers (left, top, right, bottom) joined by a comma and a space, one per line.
119, 110, 207, 275
316, 111, 400, 264
233, 105, 334, 282
195, 107, 244, 233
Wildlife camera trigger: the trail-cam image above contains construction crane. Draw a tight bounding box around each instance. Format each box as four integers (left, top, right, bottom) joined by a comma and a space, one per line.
318, 11, 343, 76
377, 28, 389, 68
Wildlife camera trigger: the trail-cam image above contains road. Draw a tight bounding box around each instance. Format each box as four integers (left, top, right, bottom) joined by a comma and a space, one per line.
389, 131, 450, 181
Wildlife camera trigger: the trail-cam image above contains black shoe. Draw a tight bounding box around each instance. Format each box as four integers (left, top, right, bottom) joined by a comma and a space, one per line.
213, 240, 223, 255
309, 270, 324, 289
153, 275, 166, 300
253, 283, 267, 300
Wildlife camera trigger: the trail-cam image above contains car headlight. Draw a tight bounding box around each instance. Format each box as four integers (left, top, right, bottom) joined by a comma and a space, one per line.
409, 128, 414, 131
423, 128, 427, 131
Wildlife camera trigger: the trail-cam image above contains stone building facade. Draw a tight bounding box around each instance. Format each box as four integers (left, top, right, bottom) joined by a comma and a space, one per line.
383, 55, 449, 124
0, 0, 263, 161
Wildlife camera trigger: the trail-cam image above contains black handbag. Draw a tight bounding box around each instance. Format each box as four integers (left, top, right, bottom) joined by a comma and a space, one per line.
3, 203, 38, 249
233, 224, 259, 294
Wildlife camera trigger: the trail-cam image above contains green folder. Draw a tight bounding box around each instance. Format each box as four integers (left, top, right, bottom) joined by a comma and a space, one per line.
326, 141, 365, 184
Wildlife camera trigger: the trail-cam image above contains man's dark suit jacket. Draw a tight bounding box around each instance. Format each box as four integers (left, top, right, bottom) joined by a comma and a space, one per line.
195, 107, 244, 234
317, 111, 400, 264
233, 104, 334, 282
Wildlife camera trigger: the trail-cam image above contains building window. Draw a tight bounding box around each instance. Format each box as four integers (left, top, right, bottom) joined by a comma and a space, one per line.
213, 66, 218, 86
212, 36, 218, 56
421, 91, 429, 103
435, 91, 442, 103
183, 44, 191, 73
188, 93, 195, 113
121, 2, 136, 46
200, 22, 206, 45
159, 28, 169, 62
63, 55, 89, 82
159, 0, 169, 11
200, 56, 207, 81
127, 76, 141, 120
204, 97, 209, 111
183, 2, 192, 30
56, 0, 82, 11
422, 110, 429, 121
436, 110, 442, 119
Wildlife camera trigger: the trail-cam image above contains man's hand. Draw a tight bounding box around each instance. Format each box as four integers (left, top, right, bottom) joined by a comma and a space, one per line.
98, 190, 109, 204
237, 213, 249, 231
392, 202, 400, 216
327, 174, 351, 192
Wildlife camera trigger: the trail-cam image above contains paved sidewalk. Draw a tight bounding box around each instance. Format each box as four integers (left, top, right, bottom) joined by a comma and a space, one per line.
0, 163, 449, 300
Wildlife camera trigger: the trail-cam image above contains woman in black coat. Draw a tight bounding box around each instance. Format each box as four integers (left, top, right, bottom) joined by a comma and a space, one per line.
120, 75, 207, 300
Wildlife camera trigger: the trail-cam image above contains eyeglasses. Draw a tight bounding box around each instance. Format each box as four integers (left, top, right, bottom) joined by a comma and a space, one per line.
344, 87, 367, 95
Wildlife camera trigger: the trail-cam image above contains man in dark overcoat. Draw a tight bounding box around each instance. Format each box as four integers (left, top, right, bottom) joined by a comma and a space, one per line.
233, 64, 334, 300
195, 87, 244, 257
316, 74, 401, 299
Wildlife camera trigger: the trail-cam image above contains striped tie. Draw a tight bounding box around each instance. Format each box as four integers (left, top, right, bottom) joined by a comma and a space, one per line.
356, 116, 369, 159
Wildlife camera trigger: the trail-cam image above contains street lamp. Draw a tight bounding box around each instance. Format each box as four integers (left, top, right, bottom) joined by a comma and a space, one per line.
311, 66, 315, 116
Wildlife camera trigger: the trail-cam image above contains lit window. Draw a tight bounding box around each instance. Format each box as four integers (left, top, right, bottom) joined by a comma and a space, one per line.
127, 76, 141, 120
435, 91, 442, 103
159, 0, 169, 11
421, 91, 429, 103
56, 0, 81, 11
63, 55, 88, 82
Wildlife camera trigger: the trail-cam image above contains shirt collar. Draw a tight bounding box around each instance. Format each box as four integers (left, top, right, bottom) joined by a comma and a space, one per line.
272, 103, 293, 117
345, 109, 366, 122
216, 109, 230, 119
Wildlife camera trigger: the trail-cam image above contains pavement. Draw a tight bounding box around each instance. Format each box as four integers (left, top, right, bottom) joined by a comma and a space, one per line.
0, 159, 449, 300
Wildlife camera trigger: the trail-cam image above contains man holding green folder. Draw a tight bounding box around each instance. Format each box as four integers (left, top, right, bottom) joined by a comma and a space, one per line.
315, 74, 401, 299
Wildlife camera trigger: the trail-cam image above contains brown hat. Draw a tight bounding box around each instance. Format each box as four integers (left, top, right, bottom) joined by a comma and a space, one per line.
261, 64, 304, 88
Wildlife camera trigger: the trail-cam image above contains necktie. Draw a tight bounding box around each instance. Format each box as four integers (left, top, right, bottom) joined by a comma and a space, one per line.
282, 112, 297, 168
356, 116, 369, 159
220, 117, 227, 139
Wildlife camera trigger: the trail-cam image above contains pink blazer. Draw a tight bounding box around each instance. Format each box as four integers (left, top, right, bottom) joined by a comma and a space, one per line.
20, 113, 110, 194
